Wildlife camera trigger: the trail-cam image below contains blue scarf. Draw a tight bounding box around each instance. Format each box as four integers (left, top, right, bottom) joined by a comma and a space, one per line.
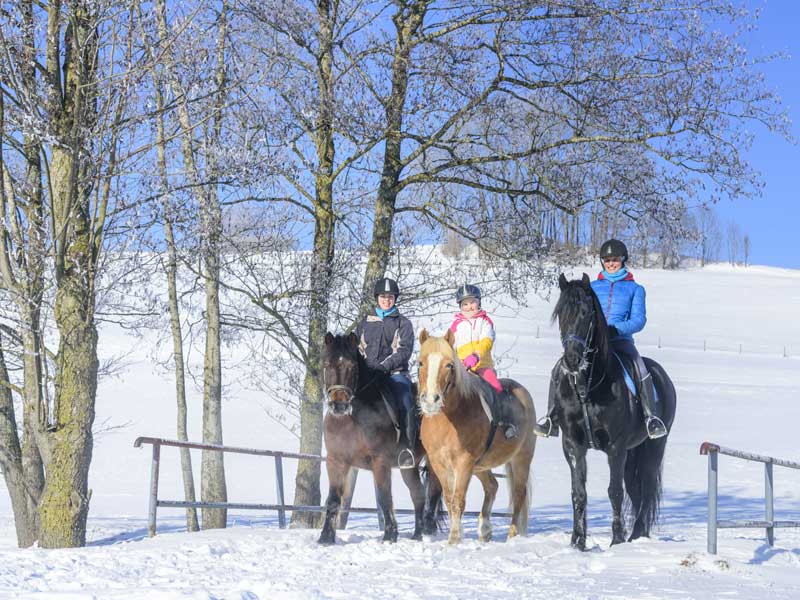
375, 306, 397, 319
601, 267, 629, 283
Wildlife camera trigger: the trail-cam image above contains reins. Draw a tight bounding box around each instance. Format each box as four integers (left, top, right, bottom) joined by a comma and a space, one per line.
560, 307, 606, 449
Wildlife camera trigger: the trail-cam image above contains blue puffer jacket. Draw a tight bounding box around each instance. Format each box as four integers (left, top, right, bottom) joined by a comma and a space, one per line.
590, 271, 646, 341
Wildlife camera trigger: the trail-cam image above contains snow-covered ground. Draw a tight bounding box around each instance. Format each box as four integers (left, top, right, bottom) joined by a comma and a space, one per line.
2, 263, 799, 599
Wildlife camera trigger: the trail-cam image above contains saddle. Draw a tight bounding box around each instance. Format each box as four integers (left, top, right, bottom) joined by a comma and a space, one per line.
377, 382, 418, 443
611, 352, 659, 410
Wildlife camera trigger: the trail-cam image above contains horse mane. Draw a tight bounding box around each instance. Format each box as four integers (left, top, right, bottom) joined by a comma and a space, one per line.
422, 335, 484, 400
551, 278, 610, 368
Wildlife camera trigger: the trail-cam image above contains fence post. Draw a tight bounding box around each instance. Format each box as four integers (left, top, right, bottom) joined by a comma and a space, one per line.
658, 336, 661, 348
739, 343, 742, 354
275, 453, 286, 529
765, 461, 774, 546
704, 339, 706, 352
148, 442, 161, 537
536, 326, 539, 339
707, 449, 718, 554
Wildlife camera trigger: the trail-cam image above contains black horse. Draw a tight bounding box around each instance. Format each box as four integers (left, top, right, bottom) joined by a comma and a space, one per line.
318, 332, 443, 545
551, 274, 677, 550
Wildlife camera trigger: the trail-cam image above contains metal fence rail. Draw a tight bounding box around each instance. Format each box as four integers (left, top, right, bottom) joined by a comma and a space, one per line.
700, 442, 800, 554
135, 436, 509, 537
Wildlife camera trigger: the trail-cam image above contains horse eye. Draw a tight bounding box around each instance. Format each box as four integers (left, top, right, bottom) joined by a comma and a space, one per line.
446, 363, 454, 370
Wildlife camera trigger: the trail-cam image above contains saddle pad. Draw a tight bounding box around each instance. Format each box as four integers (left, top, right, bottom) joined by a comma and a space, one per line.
612, 352, 637, 396
611, 352, 659, 404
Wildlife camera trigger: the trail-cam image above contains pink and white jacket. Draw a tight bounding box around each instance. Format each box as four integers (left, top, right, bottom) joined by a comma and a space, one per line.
449, 310, 496, 369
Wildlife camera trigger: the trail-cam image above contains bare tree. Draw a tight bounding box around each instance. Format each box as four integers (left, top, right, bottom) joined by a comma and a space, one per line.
726, 220, 741, 266
696, 207, 722, 267
743, 234, 751, 267
0, 0, 147, 547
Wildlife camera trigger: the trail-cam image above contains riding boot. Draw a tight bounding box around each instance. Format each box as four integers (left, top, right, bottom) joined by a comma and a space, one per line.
639, 373, 667, 440
398, 407, 418, 470
496, 390, 518, 440
534, 374, 560, 438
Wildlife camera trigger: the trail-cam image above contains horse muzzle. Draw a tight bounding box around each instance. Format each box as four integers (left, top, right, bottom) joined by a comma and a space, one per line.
417, 393, 443, 417
327, 399, 353, 416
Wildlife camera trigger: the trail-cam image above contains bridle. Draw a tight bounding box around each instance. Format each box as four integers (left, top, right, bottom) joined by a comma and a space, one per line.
559, 295, 606, 449
323, 357, 381, 414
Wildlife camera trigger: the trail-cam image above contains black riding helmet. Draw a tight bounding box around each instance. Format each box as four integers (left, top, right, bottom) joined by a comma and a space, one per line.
599, 239, 628, 264
373, 277, 400, 299
455, 284, 481, 305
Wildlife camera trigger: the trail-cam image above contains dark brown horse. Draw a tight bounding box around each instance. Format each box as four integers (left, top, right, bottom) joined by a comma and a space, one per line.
417, 329, 536, 545
318, 332, 442, 545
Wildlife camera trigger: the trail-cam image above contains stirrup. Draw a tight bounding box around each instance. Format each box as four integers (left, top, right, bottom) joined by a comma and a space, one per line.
533, 417, 559, 438
398, 448, 415, 469
646, 416, 667, 440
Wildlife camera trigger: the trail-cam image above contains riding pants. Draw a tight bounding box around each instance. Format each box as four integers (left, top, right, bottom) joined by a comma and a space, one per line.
388, 374, 416, 446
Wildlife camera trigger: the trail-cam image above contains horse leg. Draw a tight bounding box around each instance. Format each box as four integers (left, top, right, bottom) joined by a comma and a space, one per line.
563, 441, 588, 551
373, 460, 398, 543
422, 466, 444, 536
447, 460, 473, 545
318, 459, 349, 545
474, 471, 498, 542
400, 466, 426, 541
607, 448, 627, 545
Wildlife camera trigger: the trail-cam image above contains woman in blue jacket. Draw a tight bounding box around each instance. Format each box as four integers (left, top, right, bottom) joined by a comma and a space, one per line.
534, 239, 667, 440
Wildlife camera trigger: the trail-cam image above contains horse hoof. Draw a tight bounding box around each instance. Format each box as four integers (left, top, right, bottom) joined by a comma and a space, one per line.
411, 530, 423, 541
479, 534, 492, 543
382, 533, 398, 543
571, 539, 587, 552
318, 535, 335, 546
610, 536, 625, 546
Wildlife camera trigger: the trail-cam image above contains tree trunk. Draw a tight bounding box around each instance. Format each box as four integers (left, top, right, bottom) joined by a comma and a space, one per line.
151, 45, 199, 532
290, 0, 337, 527
200, 0, 229, 530
38, 146, 99, 548
357, 3, 427, 318
0, 337, 37, 547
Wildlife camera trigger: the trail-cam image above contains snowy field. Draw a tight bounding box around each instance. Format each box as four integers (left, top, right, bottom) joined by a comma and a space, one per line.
2, 263, 800, 599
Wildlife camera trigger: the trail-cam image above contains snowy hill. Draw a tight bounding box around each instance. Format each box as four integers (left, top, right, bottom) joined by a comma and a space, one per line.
2, 263, 799, 599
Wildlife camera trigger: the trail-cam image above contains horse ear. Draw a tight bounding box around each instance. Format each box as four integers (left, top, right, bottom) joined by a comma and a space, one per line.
444, 328, 455, 348
419, 328, 429, 345
581, 273, 590, 288
324, 332, 334, 345
558, 273, 568, 290
347, 331, 359, 349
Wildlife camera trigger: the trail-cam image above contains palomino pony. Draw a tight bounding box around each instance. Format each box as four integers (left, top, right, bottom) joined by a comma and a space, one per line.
552, 274, 677, 550
318, 332, 442, 545
417, 329, 536, 545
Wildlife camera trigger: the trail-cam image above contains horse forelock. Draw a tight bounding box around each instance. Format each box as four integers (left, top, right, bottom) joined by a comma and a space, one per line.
420, 335, 481, 400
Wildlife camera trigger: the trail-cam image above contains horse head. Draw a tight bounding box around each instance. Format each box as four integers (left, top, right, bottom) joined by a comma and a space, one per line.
417, 328, 461, 416
322, 331, 361, 416
553, 273, 608, 374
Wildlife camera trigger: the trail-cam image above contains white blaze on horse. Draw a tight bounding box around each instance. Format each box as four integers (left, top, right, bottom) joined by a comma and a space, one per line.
416, 329, 537, 545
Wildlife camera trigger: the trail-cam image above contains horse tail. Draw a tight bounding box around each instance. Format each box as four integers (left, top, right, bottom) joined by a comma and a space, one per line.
504, 459, 533, 534
624, 439, 665, 538
625, 357, 676, 540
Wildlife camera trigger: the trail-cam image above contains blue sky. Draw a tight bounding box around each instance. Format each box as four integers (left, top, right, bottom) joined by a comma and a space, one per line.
716, 1, 800, 268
